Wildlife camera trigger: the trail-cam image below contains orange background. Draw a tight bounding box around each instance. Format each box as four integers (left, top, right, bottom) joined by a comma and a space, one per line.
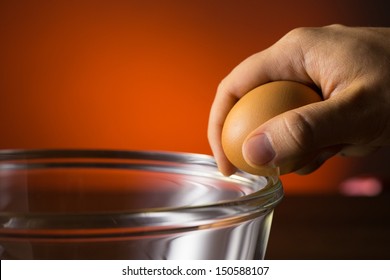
1, 0, 389, 194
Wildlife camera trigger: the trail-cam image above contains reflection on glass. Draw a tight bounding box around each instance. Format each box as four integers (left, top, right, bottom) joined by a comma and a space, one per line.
0, 150, 283, 259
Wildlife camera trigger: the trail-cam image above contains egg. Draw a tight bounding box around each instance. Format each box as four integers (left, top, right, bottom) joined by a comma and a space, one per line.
221, 81, 322, 176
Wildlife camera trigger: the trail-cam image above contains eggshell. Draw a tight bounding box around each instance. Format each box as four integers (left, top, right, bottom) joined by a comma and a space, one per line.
221, 81, 322, 176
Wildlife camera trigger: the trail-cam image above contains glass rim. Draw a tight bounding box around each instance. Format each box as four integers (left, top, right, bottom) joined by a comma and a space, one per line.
0, 149, 283, 236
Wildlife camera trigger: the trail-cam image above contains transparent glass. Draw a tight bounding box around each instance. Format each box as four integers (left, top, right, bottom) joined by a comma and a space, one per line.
0, 149, 283, 260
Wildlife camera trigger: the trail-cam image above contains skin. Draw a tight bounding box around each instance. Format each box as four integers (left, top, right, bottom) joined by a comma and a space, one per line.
208, 24, 390, 176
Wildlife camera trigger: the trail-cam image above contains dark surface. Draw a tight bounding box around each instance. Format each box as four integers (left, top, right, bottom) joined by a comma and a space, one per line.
266, 194, 390, 259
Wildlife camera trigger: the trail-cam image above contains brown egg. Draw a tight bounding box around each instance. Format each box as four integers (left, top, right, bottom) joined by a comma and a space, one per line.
221, 81, 322, 176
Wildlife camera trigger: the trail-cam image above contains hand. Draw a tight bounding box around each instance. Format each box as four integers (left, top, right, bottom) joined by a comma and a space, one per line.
208, 24, 390, 176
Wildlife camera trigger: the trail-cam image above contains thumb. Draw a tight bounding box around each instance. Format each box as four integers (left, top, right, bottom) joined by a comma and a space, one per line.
242, 92, 381, 174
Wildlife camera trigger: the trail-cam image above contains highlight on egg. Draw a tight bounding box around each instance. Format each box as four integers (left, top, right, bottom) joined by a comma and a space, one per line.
221, 81, 322, 176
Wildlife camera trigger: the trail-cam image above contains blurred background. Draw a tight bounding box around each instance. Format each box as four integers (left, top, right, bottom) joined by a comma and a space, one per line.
1, 0, 390, 258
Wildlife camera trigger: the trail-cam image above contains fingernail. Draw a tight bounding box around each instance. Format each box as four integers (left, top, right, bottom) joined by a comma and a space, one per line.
243, 134, 276, 166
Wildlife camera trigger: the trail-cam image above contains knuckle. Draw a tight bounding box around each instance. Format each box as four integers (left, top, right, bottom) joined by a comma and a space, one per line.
216, 76, 237, 99
287, 26, 309, 36
277, 27, 318, 60
281, 111, 316, 153
325, 23, 347, 30
216, 78, 228, 94
283, 27, 314, 42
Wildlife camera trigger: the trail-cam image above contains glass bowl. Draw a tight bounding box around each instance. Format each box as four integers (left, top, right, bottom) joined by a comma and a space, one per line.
0, 149, 283, 259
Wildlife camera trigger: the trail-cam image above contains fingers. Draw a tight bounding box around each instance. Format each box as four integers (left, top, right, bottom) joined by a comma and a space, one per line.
241, 87, 384, 174
208, 35, 312, 175
241, 100, 336, 174
294, 148, 341, 175
208, 82, 240, 175
209, 25, 390, 176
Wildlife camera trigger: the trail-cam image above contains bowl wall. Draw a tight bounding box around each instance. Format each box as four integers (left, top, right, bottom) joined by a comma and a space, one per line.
0, 150, 283, 259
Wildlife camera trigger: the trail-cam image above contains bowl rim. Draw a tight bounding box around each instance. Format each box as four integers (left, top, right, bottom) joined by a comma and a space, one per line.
0, 149, 283, 235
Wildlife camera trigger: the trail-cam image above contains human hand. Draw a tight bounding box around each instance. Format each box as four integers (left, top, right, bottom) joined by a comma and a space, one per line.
208, 24, 390, 176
